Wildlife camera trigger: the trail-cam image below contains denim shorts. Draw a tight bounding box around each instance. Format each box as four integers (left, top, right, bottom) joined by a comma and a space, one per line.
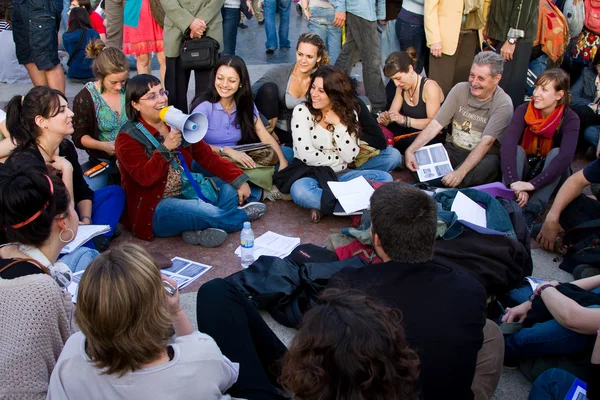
12, 0, 62, 70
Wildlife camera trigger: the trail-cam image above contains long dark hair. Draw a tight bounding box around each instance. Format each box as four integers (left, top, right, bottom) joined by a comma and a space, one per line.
189, 56, 258, 145
0, 163, 71, 246
67, 6, 92, 32
5, 86, 68, 149
280, 288, 420, 400
306, 65, 360, 137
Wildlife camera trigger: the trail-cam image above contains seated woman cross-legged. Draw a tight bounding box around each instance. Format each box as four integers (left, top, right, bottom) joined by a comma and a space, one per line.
501, 69, 580, 229
115, 74, 267, 246
281, 66, 393, 223
378, 49, 445, 154
71, 40, 130, 190
190, 55, 291, 202
46, 244, 241, 399
0, 165, 78, 398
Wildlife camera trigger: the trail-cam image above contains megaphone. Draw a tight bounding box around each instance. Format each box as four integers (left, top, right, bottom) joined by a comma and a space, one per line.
159, 106, 208, 144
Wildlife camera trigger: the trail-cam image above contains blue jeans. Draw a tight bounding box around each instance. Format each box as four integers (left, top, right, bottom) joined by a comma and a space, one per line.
280, 145, 295, 164
584, 125, 600, 149
356, 146, 402, 172
264, 0, 291, 50
529, 368, 579, 400
221, 7, 241, 56
504, 286, 600, 360
83, 159, 119, 191
395, 18, 427, 73
91, 185, 125, 237
379, 20, 400, 66
152, 178, 248, 237
290, 169, 393, 210
307, 7, 342, 63
59, 246, 99, 273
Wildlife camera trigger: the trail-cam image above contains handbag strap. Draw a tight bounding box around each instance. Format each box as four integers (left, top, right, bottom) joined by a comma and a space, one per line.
67, 28, 88, 67
135, 122, 210, 202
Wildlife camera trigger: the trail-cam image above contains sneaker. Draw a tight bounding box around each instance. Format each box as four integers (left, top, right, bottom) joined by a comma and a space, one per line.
266, 47, 276, 54
261, 186, 292, 202
573, 264, 600, 279
296, 2, 302, 15
238, 22, 248, 29
182, 228, 228, 247
239, 202, 268, 221
258, 20, 265, 25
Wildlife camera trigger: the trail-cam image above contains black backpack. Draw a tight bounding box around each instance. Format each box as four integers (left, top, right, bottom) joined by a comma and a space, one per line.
559, 218, 600, 273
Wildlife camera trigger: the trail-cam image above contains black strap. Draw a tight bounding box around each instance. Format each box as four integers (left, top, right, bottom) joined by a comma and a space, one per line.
67, 28, 88, 67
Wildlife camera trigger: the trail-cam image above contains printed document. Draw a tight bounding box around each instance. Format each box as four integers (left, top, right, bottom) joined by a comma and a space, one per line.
415, 143, 454, 182
235, 231, 301, 259
327, 176, 375, 214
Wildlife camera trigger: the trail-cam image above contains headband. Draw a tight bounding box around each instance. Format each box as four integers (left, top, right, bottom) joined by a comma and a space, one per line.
11, 175, 54, 229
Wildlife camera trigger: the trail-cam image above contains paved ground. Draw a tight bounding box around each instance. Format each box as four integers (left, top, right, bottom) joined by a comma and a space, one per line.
0, 14, 592, 399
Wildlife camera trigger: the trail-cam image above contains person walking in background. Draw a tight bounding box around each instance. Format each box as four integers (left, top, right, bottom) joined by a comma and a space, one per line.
104, 0, 124, 48
300, 0, 343, 63
334, 0, 387, 112
379, 0, 401, 64
11, 0, 65, 92
252, 0, 264, 24
123, 0, 167, 84
0, 0, 30, 84
395, 0, 427, 74
263, 0, 291, 53
222, 0, 253, 55
161, 0, 224, 113
425, 0, 490, 97
486, 0, 539, 109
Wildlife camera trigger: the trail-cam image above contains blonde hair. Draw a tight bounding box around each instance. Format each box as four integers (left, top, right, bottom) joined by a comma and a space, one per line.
75, 243, 172, 376
297, 32, 331, 67
85, 39, 129, 82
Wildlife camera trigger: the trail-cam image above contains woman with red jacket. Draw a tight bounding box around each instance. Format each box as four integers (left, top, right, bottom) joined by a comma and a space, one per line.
115, 74, 267, 246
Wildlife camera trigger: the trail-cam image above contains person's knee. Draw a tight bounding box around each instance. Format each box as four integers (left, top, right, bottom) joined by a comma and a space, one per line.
383, 147, 402, 170
137, 53, 150, 66
197, 278, 230, 305
258, 82, 279, 101
471, 319, 504, 400
584, 125, 600, 146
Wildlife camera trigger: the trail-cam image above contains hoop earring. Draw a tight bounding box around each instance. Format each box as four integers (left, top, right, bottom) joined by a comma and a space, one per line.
59, 228, 75, 243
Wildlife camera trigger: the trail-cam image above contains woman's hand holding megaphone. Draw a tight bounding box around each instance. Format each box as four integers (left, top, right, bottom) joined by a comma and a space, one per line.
164, 129, 183, 151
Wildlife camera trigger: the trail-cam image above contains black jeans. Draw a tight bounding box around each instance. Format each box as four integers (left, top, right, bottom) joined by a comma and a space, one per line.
165, 55, 213, 114
196, 279, 287, 400
532, 194, 600, 238
253, 82, 293, 145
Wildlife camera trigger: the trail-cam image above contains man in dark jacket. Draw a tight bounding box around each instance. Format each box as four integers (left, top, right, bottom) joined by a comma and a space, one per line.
486, 0, 539, 109
329, 182, 504, 399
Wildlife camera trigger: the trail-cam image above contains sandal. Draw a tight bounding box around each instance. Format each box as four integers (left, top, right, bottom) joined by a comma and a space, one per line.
310, 209, 322, 224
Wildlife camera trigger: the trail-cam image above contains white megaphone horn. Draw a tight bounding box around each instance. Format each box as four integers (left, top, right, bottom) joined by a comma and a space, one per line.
159, 106, 208, 144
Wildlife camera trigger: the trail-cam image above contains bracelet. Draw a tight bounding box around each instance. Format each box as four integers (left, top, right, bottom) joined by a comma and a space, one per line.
403, 115, 408, 127
407, 117, 411, 129
536, 283, 555, 297
80, 216, 92, 223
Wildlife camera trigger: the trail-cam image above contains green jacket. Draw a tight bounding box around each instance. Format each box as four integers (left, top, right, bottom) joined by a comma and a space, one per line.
159, 0, 224, 58
486, 0, 539, 43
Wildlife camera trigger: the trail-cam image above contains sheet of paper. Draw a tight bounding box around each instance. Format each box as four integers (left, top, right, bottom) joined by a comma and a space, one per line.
327, 176, 375, 214
525, 276, 546, 292
415, 143, 454, 182
66, 271, 85, 303
450, 191, 487, 228
161, 257, 212, 290
565, 378, 587, 400
235, 231, 301, 259
60, 225, 111, 254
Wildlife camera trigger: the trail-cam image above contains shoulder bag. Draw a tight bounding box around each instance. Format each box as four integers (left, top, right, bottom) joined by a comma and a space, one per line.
180, 31, 220, 71
135, 122, 219, 203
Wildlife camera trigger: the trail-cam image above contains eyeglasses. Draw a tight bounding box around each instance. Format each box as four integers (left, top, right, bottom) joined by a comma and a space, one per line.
139, 90, 169, 101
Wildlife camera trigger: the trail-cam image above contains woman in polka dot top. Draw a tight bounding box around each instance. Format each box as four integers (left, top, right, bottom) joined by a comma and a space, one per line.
288, 65, 393, 222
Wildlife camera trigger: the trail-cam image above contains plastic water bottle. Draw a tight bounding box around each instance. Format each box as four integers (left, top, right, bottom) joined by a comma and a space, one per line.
240, 222, 255, 268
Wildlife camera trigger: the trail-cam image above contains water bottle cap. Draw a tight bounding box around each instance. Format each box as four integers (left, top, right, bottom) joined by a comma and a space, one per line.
243, 221, 251, 228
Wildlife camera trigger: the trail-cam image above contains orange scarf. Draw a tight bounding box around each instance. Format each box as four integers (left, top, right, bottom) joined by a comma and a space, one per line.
520, 102, 564, 157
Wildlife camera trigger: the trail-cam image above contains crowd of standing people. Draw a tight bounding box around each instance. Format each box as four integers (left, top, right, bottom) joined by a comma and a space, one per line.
1, 0, 600, 399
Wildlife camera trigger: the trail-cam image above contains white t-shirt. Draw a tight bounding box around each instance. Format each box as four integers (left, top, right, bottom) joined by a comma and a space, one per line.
0, 110, 6, 124
47, 331, 243, 400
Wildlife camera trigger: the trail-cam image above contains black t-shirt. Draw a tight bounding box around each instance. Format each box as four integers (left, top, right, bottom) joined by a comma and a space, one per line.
0, 258, 45, 279
329, 260, 487, 400
583, 158, 600, 184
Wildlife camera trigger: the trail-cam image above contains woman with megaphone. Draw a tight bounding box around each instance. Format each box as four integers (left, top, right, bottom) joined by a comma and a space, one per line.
190, 55, 291, 202
115, 74, 267, 245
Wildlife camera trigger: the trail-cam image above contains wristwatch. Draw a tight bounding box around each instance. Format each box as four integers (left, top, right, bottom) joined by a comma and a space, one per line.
507, 37, 517, 45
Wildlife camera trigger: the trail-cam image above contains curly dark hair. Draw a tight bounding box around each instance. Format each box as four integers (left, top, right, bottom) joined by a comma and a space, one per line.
305, 65, 360, 137
280, 288, 420, 400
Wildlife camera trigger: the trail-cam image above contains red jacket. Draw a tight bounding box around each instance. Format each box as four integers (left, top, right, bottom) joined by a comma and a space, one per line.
115, 119, 248, 240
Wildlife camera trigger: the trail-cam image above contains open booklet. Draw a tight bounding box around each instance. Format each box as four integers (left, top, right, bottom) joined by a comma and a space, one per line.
60, 225, 111, 254
415, 143, 454, 182
67, 256, 212, 303
235, 231, 301, 259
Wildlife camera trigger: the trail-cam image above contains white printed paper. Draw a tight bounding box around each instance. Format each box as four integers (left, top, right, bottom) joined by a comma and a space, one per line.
451, 191, 487, 228
66, 270, 84, 303
327, 176, 375, 214
415, 143, 454, 182
235, 231, 301, 259
161, 257, 212, 290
